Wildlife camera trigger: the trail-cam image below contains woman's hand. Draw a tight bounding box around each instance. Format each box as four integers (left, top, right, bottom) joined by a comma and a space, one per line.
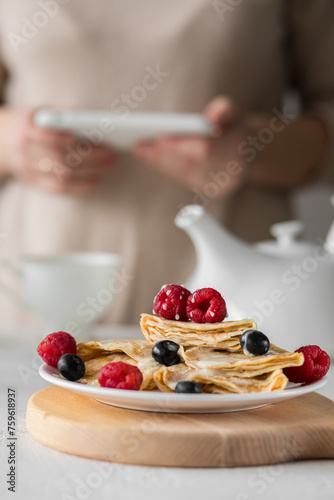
0, 109, 116, 194
133, 97, 248, 197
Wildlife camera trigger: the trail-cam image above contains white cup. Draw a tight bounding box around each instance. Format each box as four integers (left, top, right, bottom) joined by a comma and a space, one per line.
0, 252, 120, 337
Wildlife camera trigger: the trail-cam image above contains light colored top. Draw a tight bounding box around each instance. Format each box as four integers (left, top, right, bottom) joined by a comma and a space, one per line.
0, 0, 333, 325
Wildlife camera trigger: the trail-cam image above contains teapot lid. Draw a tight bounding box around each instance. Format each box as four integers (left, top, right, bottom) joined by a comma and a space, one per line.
256, 221, 315, 258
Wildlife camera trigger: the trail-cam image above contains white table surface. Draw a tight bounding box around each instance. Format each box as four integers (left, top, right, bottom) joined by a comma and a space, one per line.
0, 325, 333, 500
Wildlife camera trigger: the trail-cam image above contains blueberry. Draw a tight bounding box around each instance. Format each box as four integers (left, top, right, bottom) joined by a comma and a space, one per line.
175, 381, 203, 394
240, 329, 270, 356
57, 353, 85, 381
152, 340, 180, 366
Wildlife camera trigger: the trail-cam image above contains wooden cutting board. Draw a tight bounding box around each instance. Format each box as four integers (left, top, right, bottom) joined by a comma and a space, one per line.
26, 386, 334, 468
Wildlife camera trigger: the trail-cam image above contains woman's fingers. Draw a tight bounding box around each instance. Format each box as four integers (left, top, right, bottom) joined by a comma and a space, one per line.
134, 137, 212, 189
21, 139, 115, 183
135, 137, 209, 165
27, 126, 77, 149
133, 96, 247, 195
154, 136, 211, 160
204, 96, 239, 132
18, 111, 77, 150
2, 109, 117, 194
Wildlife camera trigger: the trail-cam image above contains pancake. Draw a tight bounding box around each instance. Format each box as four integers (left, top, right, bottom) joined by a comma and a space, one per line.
77, 336, 303, 395
140, 313, 256, 348
180, 344, 304, 376
77, 339, 153, 360
77, 340, 159, 390
192, 368, 288, 393
80, 353, 136, 385
76, 341, 113, 362
153, 363, 288, 394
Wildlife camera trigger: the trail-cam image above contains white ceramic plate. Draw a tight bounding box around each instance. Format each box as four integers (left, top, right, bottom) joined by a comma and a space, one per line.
34, 110, 213, 150
39, 364, 327, 414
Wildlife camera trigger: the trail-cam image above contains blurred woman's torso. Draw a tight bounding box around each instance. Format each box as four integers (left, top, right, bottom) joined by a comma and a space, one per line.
0, 0, 292, 324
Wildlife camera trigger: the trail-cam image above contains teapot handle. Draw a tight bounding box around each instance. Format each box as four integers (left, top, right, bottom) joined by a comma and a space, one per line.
324, 195, 334, 254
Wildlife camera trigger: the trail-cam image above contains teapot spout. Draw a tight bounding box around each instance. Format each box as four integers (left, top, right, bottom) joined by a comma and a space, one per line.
175, 205, 250, 261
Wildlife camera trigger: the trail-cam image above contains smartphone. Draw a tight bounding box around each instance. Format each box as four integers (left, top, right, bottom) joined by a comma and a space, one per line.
34, 110, 213, 150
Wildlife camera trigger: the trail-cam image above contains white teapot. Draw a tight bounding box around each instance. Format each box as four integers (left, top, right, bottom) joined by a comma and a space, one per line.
175, 204, 334, 354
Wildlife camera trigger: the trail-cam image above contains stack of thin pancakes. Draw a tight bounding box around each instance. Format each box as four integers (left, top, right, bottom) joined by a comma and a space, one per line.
76, 313, 304, 394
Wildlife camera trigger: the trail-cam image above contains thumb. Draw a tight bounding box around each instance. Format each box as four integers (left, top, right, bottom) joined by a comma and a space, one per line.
204, 96, 239, 135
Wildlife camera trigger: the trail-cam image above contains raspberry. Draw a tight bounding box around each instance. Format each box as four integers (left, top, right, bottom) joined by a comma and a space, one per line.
186, 287, 227, 323
153, 284, 191, 321
98, 361, 143, 390
284, 345, 330, 384
37, 331, 76, 368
